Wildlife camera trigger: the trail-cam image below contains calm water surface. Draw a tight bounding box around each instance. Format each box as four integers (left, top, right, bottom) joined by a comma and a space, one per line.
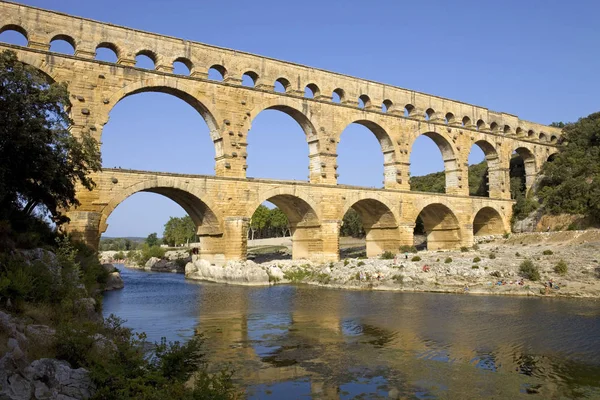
103, 265, 600, 399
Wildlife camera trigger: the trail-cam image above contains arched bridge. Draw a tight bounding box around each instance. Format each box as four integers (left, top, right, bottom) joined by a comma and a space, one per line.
0, 2, 562, 262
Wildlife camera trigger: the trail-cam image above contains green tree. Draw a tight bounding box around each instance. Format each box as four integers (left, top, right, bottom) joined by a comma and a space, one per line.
0, 50, 101, 223
145, 233, 159, 247
340, 208, 365, 238
269, 208, 290, 237
249, 205, 270, 240
163, 215, 196, 246
538, 112, 600, 221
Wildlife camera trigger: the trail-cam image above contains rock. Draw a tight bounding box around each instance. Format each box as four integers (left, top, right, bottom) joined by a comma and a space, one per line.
105, 271, 124, 291
24, 359, 95, 399
266, 265, 284, 281
74, 298, 101, 323
186, 259, 270, 285
102, 263, 117, 273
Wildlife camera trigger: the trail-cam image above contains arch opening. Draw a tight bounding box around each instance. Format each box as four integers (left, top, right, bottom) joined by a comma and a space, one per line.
135, 51, 156, 69
242, 71, 258, 87
404, 104, 415, 117
102, 91, 216, 174
246, 106, 313, 181
49, 35, 75, 55
462, 116, 471, 127
340, 198, 398, 258
409, 132, 456, 194
95, 42, 119, 63
467, 140, 500, 198
208, 65, 226, 81
304, 83, 319, 99
425, 108, 436, 121
473, 207, 505, 236
337, 121, 391, 188
0, 25, 28, 46
248, 195, 320, 261
445, 112, 455, 125
274, 77, 290, 93
332, 88, 345, 104
382, 99, 393, 113
358, 94, 371, 109
415, 203, 461, 250
173, 57, 192, 75
510, 147, 535, 198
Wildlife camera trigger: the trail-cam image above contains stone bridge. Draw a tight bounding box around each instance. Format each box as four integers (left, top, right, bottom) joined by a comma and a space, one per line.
0, 2, 562, 262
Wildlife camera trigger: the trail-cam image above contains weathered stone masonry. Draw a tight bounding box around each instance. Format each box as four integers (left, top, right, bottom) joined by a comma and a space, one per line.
0, 1, 562, 262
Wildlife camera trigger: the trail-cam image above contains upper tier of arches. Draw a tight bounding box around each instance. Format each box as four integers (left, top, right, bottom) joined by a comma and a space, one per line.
0, 3, 562, 144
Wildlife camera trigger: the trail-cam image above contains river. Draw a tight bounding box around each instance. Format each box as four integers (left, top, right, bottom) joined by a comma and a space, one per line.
103, 265, 600, 399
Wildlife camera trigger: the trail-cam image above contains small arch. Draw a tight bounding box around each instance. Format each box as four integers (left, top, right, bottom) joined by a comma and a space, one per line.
0, 24, 28, 46
547, 153, 558, 163
425, 108, 436, 121
476, 119, 486, 131
50, 34, 76, 55
539, 132, 548, 142
404, 104, 415, 117
242, 71, 258, 87
95, 42, 119, 63
304, 83, 320, 98
504, 125, 512, 135
382, 99, 393, 113
489, 122, 499, 132
415, 203, 462, 250
173, 57, 192, 75
473, 207, 505, 236
208, 64, 226, 81
462, 116, 471, 127
274, 77, 291, 93
445, 112, 455, 125
340, 198, 399, 257
358, 94, 371, 109
550, 135, 558, 144
527, 129, 535, 138
135, 50, 156, 69
516, 127, 524, 137
332, 88, 345, 103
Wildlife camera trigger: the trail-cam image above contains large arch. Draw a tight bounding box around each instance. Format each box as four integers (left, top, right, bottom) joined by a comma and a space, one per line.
340, 197, 400, 257
467, 140, 503, 198
247, 188, 321, 260
336, 119, 396, 188
473, 206, 507, 236
512, 146, 537, 193
409, 131, 459, 194
414, 203, 462, 250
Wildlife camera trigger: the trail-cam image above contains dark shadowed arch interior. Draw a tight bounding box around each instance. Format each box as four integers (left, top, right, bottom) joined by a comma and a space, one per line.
341, 199, 398, 257
473, 207, 505, 236
511, 147, 536, 197
415, 204, 461, 250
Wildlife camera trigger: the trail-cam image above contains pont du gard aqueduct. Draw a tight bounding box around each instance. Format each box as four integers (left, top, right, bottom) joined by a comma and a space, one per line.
0, 2, 563, 263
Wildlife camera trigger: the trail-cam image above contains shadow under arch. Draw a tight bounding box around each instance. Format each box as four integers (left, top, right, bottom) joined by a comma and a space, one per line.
414, 203, 462, 250
248, 187, 321, 260
340, 196, 400, 257
106, 79, 223, 152
409, 130, 459, 194
473, 206, 506, 236
100, 179, 222, 238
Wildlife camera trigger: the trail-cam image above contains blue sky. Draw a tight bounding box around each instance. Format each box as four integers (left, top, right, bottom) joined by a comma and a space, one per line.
2, 0, 599, 238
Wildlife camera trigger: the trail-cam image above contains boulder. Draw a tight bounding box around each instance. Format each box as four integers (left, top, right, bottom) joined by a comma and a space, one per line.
25, 359, 95, 400
185, 259, 270, 285
105, 271, 124, 291
266, 265, 285, 282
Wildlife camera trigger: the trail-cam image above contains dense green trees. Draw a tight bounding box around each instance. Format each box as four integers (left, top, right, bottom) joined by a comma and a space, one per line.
163, 215, 196, 246
249, 205, 290, 240
538, 112, 600, 221
409, 161, 489, 196
0, 50, 101, 224
340, 209, 365, 238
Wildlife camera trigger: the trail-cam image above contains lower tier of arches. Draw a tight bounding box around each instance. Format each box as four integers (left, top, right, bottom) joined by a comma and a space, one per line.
65, 169, 512, 264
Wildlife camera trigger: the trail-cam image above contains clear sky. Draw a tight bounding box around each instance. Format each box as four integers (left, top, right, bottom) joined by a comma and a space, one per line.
2, 0, 599, 238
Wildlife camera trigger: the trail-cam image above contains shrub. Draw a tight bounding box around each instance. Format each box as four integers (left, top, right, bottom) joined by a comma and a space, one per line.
380, 251, 395, 260
473, 244, 480, 251
444, 257, 452, 264
489, 253, 496, 260
542, 250, 553, 256
357, 261, 365, 267
399, 245, 418, 254
515, 252, 521, 257
392, 274, 404, 284
503, 232, 510, 239
460, 246, 469, 252
175, 258, 187, 268
472, 265, 479, 269
344, 259, 349, 266
411, 256, 421, 262
519, 259, 541, 281
473, 257, 481, 263
554, 260, 568, 275
283, 268, 312, 282
113, 251, 125, 260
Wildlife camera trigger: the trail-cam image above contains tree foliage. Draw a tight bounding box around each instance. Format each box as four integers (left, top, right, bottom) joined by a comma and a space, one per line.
145, 233, 159, 247
410, 161, 488, 196
538, 112, 600, 221
248, 205, 290, 240
163, 215, 196, 246
0, 50, 101, 223
340, 208, 365, 238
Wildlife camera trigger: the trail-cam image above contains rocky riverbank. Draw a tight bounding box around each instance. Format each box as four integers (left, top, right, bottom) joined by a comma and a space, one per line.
185, 230, 600, 299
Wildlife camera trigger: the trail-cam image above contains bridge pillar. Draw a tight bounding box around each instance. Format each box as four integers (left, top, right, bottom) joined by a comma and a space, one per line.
291, 224, 324, 262
223, 216, 250, 262
398, 223, 416, 247
196, 236, 226, 264
365, 226, 402, 257
321, 220, 341, 262
488, 166, 511, 199
62, 211, 102, 249
309, 152, 337, 184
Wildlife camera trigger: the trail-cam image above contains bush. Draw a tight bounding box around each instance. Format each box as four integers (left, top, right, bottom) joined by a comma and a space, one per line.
380, 251, 395, 260
357, 261, 365, 266
460, 246, 469, 252
473, 257, 481, 263
283, 268, 312, 282
444, 257, 452, 264
519, 259, 541, 281
392, 274, 404, 284
134, 244, 166, 265
515, 252, 521, 257
411, 256, 421, 262
473, 244, 480, 251
472, 265, 479, 269
554, 260, 568, 275
399, 245, 418, 254
113, 251, 125, 260
542, 250, 554, 255
503, 233, 510, 239
489, 253, 496, 260
344, 259, 349, 266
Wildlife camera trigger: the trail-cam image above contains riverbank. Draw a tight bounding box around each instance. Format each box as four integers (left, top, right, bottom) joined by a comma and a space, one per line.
184, 230, 600, 299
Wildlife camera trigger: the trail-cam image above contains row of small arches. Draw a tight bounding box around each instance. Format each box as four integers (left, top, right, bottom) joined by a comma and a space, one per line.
0, 24, 559, 144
